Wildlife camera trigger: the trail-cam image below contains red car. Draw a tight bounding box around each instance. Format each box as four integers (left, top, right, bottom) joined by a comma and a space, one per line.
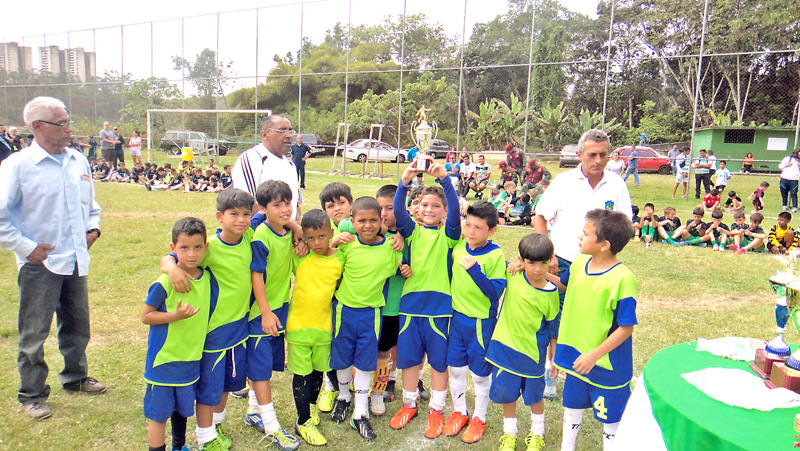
616, 146, 672, 174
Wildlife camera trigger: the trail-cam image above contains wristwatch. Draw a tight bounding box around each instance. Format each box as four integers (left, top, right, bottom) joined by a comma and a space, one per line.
86, 228, 101, 237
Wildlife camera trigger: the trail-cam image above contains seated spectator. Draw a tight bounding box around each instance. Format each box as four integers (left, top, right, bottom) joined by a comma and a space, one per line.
149, 167, 169, 190
107, 162, 131, 182
636, 203, 657, 241
492, 181, 516, 225
220, 165, 233, 189
130, 162, 146, 184
705, 210, 730, 251
93, 158, 110, 179
166, 169, 183, 191
496, 161, 518, 189
731, 212, 767, 254
701, 188, 722, 212
657, 206, 682, 244
444, 152, 461, 189
724, 190, 744, 215
459, 153, 476, 197
207, 158, 219, 171
507, 193, 532, 226
670, 207, 706, 246
631, 205, 640, 237
209, 170, 224, 193
768, 211, 797, 255
468, 154, 492, 199
520, 156, 551, 195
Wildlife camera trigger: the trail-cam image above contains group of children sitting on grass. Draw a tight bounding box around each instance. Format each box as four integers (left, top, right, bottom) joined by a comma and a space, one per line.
142, 159, 638, 451
91, 158, 233, 193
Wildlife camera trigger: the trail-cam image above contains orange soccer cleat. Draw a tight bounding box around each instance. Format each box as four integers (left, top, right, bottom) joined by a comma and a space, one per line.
443, 411, 469, 437
389, 403, 418, 429
424, 408, 445, 439
460, 416, 487, 444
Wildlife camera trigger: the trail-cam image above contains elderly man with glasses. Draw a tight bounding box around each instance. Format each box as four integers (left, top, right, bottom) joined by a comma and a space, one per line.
0, 96, 105, 420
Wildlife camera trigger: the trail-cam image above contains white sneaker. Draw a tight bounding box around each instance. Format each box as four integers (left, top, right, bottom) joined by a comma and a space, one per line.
543, 383, 557, 400
712, 245, 719, 251
794, 208, 798, 213
783, 205, 789, 211
369, 391, 386, 416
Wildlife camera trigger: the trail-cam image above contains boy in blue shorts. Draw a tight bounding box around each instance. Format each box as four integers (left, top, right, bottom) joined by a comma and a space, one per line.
160, 189, 256, 450
249, 180, 301, 451
328, 196, 405, 439
142, 217, 217, 451
487, 233, 559, 451
389, 160, 460, 438
551, 209, 637, 451
288, 209, 346, 446
444, 201, 507, 444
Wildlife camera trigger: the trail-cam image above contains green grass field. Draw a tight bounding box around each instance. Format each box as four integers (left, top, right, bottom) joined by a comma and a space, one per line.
0, 152, 791, 450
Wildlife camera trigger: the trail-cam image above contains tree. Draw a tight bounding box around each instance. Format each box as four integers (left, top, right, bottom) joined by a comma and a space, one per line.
172, 48, 234, 109
119, 77, 183, 132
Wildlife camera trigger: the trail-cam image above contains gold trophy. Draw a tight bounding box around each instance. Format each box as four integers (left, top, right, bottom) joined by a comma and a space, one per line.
411, 105, 437, 172
644, 233, 653, 248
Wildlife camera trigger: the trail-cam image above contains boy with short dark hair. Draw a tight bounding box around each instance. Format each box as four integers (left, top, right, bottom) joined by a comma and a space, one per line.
705, 210, 730, 251
748, 181, 769, 212
701, 188, 721, 212
724, 190, 744, 215
469, 154, 492, 199
488, 233, 559, 451
320, 182, 355, 234
551, 209, 637, 451
634, 203, 656, 241
715, 160, 731, 192
768, 211, 797, 255
725, 211, 749, 250
220, 165, 233, 189
732, 212, 767, 254
142, 217, 217, 451
444, 201, 506, 444
670, 207, 706, 246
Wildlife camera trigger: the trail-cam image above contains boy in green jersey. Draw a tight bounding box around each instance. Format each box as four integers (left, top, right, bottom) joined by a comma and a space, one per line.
328, 197, 406, 440
142, 218, 217, 451
288, 209, 346, 446
551, 209, 637, 451
160, 189, 257, 450
249, 180, 301, 451
487, 233, 559, 451
444, 201, 507, 444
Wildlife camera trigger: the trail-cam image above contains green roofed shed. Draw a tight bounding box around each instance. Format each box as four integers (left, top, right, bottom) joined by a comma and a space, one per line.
692, 126, 798, 172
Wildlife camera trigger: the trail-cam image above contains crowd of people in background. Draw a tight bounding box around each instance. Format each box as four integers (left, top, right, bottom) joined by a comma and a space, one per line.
91, 156, 232, 193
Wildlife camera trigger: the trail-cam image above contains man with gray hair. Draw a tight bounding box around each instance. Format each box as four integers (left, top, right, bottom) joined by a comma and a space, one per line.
0, 96, 105, 420
531, 128, 632, 399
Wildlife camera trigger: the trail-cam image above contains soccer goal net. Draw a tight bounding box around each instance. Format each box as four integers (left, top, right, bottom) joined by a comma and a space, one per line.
146, 108, 272, 163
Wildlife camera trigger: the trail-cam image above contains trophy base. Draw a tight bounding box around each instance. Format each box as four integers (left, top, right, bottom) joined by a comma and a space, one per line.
769, 362, 800, 393
750, 348, 787, 379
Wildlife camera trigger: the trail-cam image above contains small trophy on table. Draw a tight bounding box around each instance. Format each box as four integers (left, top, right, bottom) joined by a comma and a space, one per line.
410, 105, 437, 172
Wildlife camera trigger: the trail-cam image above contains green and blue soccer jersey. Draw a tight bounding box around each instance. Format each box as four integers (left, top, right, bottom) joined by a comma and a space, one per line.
250, 222, 294, 336
451, 238, 507, 319
554, 254, 638, 389
335, 236, 402, 309
393, 177, 461, 317
382, 230, 408, 317
200, 228, 254, 351
286, 250, 345, 345
485, 272, 558, 377
144, 269, 218, 386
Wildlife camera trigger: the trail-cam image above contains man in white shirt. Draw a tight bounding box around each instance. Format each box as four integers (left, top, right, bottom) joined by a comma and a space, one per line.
232, 115, 301, 220
0, 97, 105, 420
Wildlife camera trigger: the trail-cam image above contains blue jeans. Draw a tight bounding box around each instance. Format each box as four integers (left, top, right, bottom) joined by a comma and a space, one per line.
17, 263, 90, 405
780, 178, 798, 209
623, 165, 639, 186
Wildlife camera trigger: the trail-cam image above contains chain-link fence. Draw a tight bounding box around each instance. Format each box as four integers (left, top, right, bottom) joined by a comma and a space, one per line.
1, 0, 799, 173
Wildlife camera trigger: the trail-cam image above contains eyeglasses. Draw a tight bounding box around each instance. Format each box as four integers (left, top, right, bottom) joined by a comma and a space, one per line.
39, 120, 72, 128
267, 128, 295, 135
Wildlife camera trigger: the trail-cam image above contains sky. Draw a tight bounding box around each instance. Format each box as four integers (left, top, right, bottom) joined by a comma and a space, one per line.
1, 0, 599, 89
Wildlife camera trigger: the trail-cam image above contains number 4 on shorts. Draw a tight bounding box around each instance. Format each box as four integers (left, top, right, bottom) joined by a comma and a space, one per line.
593, 396, 608, 420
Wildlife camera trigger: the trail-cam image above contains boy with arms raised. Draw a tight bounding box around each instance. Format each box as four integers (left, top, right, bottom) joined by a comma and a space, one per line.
161, 190, 256, 450
444, 201, 507, 444
550, 209, 637, 451
287, 209, 346, 445
142, 218, 217, 451
488, 234, 560, 451
249, 180, 301, 450
328, 197, 406, 440
389, 159, 461, 438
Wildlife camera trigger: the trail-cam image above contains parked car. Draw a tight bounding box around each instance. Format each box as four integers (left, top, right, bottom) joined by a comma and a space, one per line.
344, 139, 408, 163
427, 139, 452, 159
159, 130, 231, 156
616, 146, 672, 174
559, 144, 580, 168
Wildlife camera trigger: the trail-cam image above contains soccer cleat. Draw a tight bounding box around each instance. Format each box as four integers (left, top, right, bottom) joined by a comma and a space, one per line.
317, 389, 337, 413
383, 380, 397, 402
389, 403, 418, 429
264, 428, 300, 451
712, 244, 719, 251
443, 411, 469, 436
330, 399, 350, 424
245, 411, 266, 433
417, 380, 430, 401
369, 391, 386, 416
460, 417, 487, 444
498, 434, 517, 451
424, 408, 445, 439
350, 414, 377, 440
737, 248, 747, 254
215, 424, 232, 448
525, 434, 545, 451
200, 437, 228, 451
309, 404, 320, 426
295, 418, 327, 446
229, 388, 249, 398
728, 244, 739, 251
671, 240, 681, 247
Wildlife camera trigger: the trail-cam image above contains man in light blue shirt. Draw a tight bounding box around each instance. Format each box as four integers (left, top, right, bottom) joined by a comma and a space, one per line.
0, 96, 105, 420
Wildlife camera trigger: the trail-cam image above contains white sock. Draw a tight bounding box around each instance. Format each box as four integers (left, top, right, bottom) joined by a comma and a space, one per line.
247, 389, 259, 414
531, 412, 545, 436
472, 372, 491, 422
603, 422, 620, 451
213, 410, 225, 425
195, 425, 217, 446
402, 388, 418, 408
259, 402, 280, 434
324, 373, 335, 391
448, 366, 468, 415
503, 417, 518, 436
561, 408, 583, 451
353, 368, 371, 419
430, 389, 447, 412
337, 368, 353, 402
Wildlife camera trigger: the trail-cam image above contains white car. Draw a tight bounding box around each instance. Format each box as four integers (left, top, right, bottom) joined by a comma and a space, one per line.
344, 139, 408, 163
559, 144, 580, 168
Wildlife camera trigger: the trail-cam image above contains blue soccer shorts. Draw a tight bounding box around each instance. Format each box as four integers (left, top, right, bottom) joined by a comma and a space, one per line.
330, 300, 381, 372
397, 314, 449, 373
489, 367, 545, 406
446, 311, 496, 377
143, 383, 196, 422
562, 374, 632, 423
246, 334, 285, 382
196, 342, 247, 405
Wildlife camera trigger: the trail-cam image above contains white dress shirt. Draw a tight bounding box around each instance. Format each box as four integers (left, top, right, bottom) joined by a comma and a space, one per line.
0, 142, 101, 274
